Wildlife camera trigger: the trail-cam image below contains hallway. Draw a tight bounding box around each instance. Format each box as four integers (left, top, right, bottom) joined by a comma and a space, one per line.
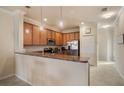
90, 61, 124, 86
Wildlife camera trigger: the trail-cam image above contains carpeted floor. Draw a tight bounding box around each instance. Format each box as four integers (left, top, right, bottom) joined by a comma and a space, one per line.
90, 61, 124, 86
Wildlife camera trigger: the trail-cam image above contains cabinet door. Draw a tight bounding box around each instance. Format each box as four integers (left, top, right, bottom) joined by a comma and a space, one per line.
69, 33, 75, 41
40, 30, 47, 45
74, 32, 80, 40
32, 25, 40, 45
55, 32, 59, 45
59, 32, 63, 45
47, 30, 52, 39
66, 33, 70, 42
52, 31, 56, 40
63, 34, 66, 45
24, 23, 33, 45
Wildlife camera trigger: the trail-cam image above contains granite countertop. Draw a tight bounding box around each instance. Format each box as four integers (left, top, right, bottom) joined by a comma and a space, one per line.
15, 52, 89, 63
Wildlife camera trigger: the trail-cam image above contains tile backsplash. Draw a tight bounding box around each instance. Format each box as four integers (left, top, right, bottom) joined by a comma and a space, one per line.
24, 46, 61, 52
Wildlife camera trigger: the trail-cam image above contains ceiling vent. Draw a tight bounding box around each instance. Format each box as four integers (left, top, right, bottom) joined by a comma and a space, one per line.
101, 7, 108, 12
25, 6, 31, 9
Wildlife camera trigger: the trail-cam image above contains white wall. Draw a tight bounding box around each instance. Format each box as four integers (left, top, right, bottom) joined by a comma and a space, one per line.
62, 27, 79, 33
80, 23, 97, 66
97, 29, 114, 61
114, 7, 124, 79
0, 9, 15, 79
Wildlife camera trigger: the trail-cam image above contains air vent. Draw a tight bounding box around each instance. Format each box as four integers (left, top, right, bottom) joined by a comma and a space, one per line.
101, 8, 108, 12
25, 6, 31, 8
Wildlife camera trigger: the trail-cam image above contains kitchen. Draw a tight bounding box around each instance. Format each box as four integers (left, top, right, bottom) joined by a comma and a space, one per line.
15, 16, 89, 85
0, 6, 121, 86
12, 6, 90, 86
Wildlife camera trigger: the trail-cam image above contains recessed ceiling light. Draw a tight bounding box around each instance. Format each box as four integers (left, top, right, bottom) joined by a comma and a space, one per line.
81, 22, 84, 24
102, 25, 111, 28
102, 12, 115, 19
43, 18, 47, 22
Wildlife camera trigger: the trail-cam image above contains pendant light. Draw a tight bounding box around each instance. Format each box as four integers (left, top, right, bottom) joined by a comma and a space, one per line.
59, 6, 64, 28
40, 6, 44, 31
25, 6, 31, 34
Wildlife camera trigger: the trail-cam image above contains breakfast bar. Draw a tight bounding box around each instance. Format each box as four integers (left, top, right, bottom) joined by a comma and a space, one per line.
15, 52, 89, 86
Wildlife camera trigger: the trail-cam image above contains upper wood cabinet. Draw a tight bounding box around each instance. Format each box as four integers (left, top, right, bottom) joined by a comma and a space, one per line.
55, 32, 59, 45
52, 31, 56, 40
66, 33, 70, 42
59, 32, 63, 45
74, 32, 80, 40
55, 32, 63, 46
24, 22, 80, 46
24, 22, 33, 45
40, 30, 47, 45
69, 33, 75, 41
32, 25, 40, 45
47, 30, 52, 39
63, 33, 67, 45
62, 32, 79, 45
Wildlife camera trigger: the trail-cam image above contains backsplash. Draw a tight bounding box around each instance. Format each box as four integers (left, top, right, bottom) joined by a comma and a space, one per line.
24, 46, 61, 52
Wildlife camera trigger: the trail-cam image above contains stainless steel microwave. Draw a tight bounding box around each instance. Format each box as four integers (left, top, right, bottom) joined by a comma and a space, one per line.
48, 39, 55, 46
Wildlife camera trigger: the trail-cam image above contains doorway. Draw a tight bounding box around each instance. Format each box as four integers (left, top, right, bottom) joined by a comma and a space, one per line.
90, 28, 124, 85
97, 29, 115, 64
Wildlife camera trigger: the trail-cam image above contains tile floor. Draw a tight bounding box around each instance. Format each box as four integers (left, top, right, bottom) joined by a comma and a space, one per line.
90, 61, 124, 86
0, 76, 30, 86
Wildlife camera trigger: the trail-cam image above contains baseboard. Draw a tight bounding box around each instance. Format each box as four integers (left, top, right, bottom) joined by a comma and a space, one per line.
15, 75, 32, 86
0, 74, 15, 80
114, 64, 124, 80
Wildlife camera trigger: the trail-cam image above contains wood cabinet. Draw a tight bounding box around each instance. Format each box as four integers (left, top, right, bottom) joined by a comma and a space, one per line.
62, 32, 79, 45
74, 32, 80, 40
24, 22, 80, 46
55, 32, 59, 45
66, 33, 70, 42
47, 30, 52, 39
55, 32, 63, 46
32, 25, 40, 45
63, 33, 67, 45
69, 33, 75, 41
52, 31, 56, 40
59, 33, 63, 45
40, 30, 47, 45
24, 22, 33, 45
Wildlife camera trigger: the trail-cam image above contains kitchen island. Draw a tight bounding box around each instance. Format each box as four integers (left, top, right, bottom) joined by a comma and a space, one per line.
15, 52, 89, 86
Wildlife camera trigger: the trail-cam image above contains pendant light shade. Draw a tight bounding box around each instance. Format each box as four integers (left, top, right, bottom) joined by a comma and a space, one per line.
59, 6, 64, 28
40, 6, 44, 31
25, 6, 31, 34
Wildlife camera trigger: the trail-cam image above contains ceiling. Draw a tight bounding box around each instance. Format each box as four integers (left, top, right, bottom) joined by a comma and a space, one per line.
0, 6, 122, 30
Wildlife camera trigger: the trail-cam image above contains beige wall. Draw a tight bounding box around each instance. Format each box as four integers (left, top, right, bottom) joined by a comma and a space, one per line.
0, 9, 15, 79
80, 23, 97, 66
114, 7, 124, 79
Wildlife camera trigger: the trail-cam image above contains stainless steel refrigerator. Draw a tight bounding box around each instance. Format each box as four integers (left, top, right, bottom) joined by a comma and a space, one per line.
66, 40, 80, 56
